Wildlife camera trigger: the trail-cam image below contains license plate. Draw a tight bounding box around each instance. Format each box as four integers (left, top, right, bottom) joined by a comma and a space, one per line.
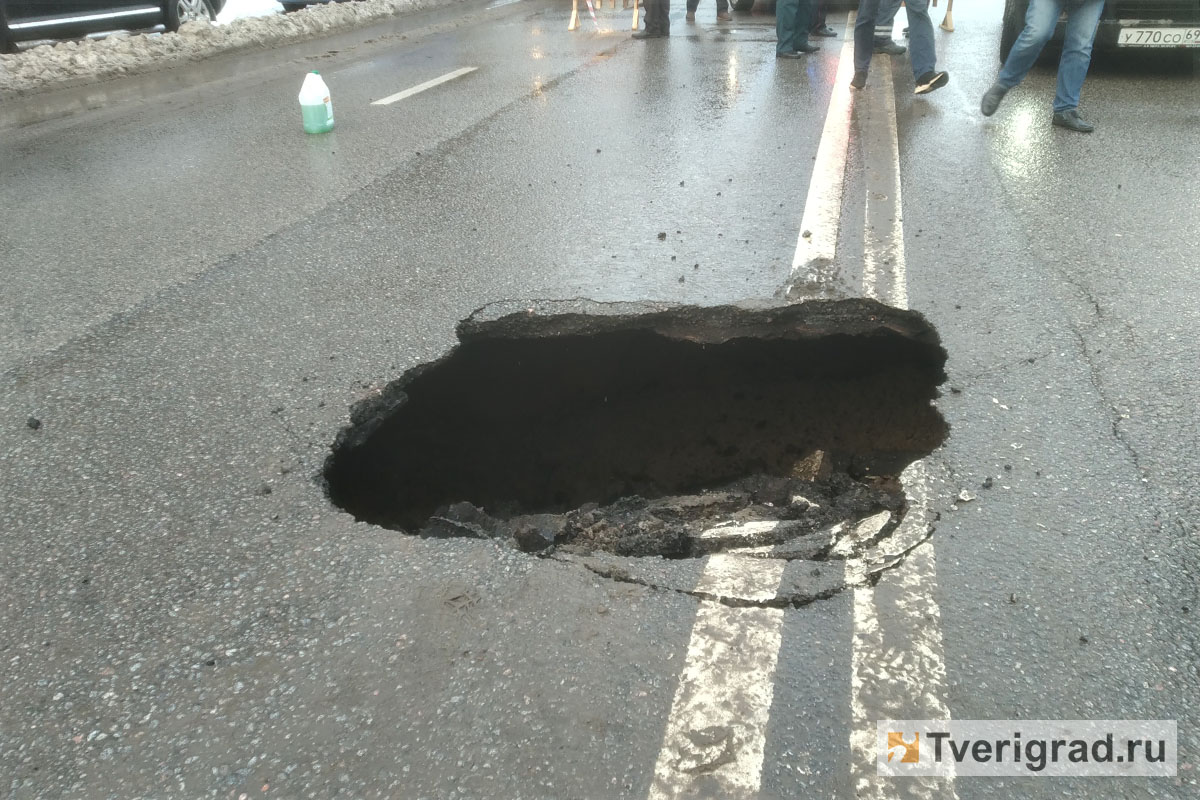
1118, 26, 1200, 47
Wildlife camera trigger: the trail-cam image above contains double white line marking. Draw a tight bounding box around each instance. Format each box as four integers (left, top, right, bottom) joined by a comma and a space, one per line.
648, 18, 957, 800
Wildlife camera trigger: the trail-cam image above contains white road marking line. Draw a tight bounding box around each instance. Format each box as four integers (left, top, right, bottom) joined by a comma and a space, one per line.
697, 520, 780, 540
649, 19, 947, 798
647, 554, 786, 799
850, 55, 957, 800
861, 56, 907, 308
831, 510, 890, 557
789, 13, 857, 290
849, 465, 958, 798
371, 67, 478, 106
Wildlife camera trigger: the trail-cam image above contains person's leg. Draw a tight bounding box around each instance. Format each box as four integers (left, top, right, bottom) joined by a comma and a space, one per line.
904, 0, 938, 79
777, 0, 801, 53
1053, 0, 1104, 111
997, 0, 1064, 89
686, 0, 699, 13
654, 0, 670, 33
792, 0, 813, 46
809, 0, 827, 32
874, 0, 902, 43
854, 0, 882, 73
635, 0, 670, 35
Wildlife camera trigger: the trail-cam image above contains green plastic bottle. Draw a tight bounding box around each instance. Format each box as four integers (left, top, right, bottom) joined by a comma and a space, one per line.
299, 71, 334, 134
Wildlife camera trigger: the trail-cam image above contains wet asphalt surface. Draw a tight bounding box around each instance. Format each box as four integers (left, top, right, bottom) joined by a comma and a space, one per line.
2, 1, 1199, 798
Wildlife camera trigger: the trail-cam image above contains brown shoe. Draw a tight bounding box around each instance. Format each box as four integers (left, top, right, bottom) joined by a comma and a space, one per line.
685, 11, 695, 21
716, 11, 732, 20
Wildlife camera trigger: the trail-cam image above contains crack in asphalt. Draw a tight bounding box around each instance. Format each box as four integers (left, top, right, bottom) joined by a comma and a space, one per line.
553, 554, 850, 610
547, 501, 946, 610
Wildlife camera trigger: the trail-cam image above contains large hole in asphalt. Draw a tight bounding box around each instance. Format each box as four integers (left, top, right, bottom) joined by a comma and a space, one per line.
324, 299, 948, 559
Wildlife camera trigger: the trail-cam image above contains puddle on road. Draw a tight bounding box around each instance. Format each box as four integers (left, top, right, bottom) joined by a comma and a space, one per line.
324, 298, 948, 584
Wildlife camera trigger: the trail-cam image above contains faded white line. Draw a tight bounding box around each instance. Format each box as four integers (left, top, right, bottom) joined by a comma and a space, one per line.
850, 54, 957, 800
647, 554, 786, 799
371, 67, 478, 106
789, 12, 856, 291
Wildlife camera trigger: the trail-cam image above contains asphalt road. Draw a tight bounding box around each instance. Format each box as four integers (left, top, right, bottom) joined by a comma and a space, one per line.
2, 1, 1198, 798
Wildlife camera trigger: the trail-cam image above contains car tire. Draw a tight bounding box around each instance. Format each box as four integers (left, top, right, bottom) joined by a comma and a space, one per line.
731, 0, 755, 11
165, 0, 217, 33
0, 5, 15, 54
1000, 0, 1027, 63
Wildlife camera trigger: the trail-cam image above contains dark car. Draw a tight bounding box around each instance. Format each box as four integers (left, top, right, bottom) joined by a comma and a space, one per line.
1001, 0, 1200, 61
1, 0, 225, 52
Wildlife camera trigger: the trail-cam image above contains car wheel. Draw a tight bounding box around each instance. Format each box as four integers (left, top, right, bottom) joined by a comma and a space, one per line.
999, 0, 1027, 63
0, 6, 15, 54
165, 0, 217, 32
731, 0, 755, 11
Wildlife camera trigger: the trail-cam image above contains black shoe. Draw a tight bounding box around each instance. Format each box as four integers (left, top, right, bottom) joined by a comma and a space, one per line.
793, 42, 819, 53
873, 39, 906, 55
850, 70, 867, 89
632, 29, 667, 39
811, 25, 837, 37
777, 50, 804, 59
1052, 109, 1095, 132
914, 70, 948, 95
980, 83, 1008, 117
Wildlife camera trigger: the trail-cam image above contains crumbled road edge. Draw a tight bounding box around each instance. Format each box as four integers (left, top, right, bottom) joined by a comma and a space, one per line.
0, 0, 466, 98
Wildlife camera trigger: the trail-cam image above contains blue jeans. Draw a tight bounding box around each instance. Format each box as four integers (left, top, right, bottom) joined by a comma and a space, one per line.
998, 0, 1105, 112
854, 0, 937, 80
874, 0, 902, 40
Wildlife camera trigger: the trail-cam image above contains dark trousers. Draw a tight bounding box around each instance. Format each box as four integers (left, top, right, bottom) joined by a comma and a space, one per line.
644, 0, 670, 33
776, 0, 813, 53
810, 0, 826, 31
687, 0, 729, 11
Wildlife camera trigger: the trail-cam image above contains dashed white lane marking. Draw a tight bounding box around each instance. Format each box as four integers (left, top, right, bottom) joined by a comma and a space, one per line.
371, 67, 478, 106
852, 54, 957, 800
647, 554, 786, 800
789, 13, 856, 289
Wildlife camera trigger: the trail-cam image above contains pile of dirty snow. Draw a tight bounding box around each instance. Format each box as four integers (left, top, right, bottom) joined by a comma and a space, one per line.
0, 0, 461, 98
216, 0, 286, 25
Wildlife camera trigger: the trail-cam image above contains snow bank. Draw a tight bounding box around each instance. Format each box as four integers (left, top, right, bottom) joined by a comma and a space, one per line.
0, 0, 463, 98
217, 0, 286, 25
